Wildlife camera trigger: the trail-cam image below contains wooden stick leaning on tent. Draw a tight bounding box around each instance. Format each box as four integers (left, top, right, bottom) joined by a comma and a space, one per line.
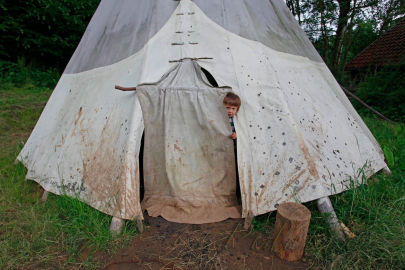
115, 85, 137, 91
340, 85, 395, 123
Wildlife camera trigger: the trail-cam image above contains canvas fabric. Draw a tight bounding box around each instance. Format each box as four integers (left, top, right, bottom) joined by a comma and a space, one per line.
17, 0, 388, 221
137, 60, 240, 223
64, 0, 321, 74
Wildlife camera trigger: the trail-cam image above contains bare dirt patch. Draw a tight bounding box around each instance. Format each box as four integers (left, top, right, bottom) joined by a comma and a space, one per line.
102, 216, 306, 270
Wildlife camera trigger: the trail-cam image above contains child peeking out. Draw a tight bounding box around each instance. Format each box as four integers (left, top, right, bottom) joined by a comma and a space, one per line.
223, 92, 241, 140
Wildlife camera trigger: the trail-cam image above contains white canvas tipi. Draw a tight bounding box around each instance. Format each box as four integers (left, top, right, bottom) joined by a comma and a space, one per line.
18, 0, 388, 224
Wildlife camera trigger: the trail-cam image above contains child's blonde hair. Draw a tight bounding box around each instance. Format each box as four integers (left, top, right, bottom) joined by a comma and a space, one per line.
223, 92, 241, 111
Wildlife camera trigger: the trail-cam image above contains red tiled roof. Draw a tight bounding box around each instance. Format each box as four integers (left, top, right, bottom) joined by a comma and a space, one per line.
346, 17, 405, 70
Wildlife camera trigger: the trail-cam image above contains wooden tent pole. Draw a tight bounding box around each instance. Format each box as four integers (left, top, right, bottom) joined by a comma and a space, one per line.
340, 85, 395, 123
136, 216, 144, 233
41, 190, 49, 203
109, 216, 144, 235
110, 217, 125, 235
316, 196, 344, 238
243, 211, 254, 230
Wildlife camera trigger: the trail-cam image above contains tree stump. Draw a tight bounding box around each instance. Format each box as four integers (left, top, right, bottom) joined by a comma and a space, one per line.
273, 202, 311, 261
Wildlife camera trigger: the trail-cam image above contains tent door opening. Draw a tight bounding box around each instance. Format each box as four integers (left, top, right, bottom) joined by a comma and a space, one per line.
139, 132, 145, 201
201, 67, 218, 87
136, 60, 241, 224
201, 66, 241, 204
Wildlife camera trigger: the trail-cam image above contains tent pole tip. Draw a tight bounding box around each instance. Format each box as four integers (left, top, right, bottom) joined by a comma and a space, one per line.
110, 217, 124, 235
136, 216, 144, 233
316, 196, 345, 239
41, 190, 49, 203
382, 167, 392, 175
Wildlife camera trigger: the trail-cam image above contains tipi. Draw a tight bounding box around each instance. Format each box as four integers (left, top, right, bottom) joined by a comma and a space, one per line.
18, 0, 388, 226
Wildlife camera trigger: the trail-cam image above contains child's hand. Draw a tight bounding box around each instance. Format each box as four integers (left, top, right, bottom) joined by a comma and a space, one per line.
230, 132, 237, 140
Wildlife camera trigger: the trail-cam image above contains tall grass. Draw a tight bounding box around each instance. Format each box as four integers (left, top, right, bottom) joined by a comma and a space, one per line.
305, 118, 404, 269
0, 74, 138, 269
252, 118, 404, 269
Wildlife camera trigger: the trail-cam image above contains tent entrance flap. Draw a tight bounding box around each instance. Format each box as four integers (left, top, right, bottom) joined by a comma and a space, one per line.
137, 60, 241, 224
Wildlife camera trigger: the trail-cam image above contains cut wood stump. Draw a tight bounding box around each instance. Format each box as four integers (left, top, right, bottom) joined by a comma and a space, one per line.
273, 202, 311, 261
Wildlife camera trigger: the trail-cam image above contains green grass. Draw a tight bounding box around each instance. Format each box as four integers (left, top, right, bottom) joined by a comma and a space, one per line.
305, 119, 404, 270
0, 81, 138, 269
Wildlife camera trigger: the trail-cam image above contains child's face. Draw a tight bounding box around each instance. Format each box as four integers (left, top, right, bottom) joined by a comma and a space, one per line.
225, 105, 238, 117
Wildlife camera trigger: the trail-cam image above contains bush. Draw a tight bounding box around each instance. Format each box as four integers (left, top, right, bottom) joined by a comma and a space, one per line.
0, 0, 99, 69
0, 60, 59, 88
352, 65, 405, 122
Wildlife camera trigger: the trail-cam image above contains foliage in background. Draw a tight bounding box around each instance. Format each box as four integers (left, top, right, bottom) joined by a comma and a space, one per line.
0, 0, 100, 70
312, 19, 379, 74
1, 0, 403, 75
351, 64, 405, 122
285, 1, 404, 122
286, 0, 405, 78
0, 60, 59, 88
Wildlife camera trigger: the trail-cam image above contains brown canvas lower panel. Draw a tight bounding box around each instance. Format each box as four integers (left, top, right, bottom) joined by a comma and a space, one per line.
142, 195, 241, 224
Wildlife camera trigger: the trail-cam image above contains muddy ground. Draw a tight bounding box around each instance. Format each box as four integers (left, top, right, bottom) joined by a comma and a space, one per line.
101, 216, 306, 270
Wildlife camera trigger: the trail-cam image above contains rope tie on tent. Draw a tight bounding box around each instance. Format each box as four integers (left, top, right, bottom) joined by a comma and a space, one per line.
170, 3, 202, 62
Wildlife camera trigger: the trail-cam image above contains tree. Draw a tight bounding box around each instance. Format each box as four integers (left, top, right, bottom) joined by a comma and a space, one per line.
286, 0, 304, 24
330, 0, 379, 73
304, 0, 337, 65
285, 0, 404, 80
373, 0, 405, 35
0, 0, 100, 69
